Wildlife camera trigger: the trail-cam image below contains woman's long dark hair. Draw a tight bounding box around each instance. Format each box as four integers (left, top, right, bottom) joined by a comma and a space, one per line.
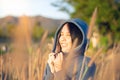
68, 23, 83, 46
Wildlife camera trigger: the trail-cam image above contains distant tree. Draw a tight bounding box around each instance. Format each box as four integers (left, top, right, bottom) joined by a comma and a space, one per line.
0, 24, 15, 44
32, 25, 44, 42
0, 24, 15, 37
0, 27, 3, 37
53, 0, 120, 44
6, 23, 16, 38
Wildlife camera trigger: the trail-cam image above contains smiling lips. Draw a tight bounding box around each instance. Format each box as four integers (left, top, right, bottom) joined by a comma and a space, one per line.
61, 43, 67, 47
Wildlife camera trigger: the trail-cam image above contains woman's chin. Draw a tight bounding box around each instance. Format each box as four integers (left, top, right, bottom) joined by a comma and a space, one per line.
62, 49, 69, 53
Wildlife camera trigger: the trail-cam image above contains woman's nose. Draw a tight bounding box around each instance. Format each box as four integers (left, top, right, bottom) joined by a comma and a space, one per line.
61, 36, 66, 41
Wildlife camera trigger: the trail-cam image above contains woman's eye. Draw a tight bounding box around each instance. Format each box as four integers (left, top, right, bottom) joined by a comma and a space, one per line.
60, 33, 70, 37
66, 34, 70, 36
60, 33, 63, 35
60, 34, 63, 37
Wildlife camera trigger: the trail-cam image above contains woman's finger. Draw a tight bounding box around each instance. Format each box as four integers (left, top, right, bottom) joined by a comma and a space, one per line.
54, 52, 63, 64
48, 53, 56, 62
59, 52, 63, 63
49, 53, 55, 57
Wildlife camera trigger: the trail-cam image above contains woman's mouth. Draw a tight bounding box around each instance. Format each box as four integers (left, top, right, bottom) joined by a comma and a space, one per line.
61, 43, 67, 47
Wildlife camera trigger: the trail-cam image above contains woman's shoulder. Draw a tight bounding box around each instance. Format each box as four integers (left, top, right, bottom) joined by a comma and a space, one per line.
85, 56, 91, 62
78, 55, 91, 61
78, 56, 96, 67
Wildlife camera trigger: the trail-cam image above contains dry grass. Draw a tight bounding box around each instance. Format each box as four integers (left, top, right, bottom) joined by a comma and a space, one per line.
94, 43, 120, 80
0, 16, 50, 80
0, 16, 120, 80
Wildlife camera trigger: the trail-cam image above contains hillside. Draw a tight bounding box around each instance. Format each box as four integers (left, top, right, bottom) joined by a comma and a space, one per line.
0, 15, 65, 43
0, 15, 65, 32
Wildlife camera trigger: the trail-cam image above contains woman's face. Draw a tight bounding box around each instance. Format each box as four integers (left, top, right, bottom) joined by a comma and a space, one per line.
59, 24, 72, 53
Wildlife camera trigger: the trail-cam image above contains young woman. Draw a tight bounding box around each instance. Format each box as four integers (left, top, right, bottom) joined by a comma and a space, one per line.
43, 18, 96, 80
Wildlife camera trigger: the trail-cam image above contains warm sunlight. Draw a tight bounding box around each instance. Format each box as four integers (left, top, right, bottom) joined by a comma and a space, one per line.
0, 0, 30, 16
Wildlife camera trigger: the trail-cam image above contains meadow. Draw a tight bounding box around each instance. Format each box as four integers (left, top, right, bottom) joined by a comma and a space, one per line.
0, 16, 120, 80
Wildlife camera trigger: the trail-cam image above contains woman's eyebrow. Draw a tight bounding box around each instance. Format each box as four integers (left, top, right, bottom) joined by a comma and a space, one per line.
60, 32, 70, 34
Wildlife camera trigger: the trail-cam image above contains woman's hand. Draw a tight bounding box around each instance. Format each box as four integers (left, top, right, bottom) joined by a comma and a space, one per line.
54, 52, 63, 72
47, 53, 56, 73
47, 52, 63, 73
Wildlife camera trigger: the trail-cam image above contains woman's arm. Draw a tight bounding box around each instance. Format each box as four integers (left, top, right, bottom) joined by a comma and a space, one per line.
43, 63, 54, 80
43, 52, 64, 80
43, 64, 65, 80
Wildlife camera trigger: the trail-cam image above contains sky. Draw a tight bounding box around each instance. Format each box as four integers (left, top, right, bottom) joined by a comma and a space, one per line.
0, 0, 71, 19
